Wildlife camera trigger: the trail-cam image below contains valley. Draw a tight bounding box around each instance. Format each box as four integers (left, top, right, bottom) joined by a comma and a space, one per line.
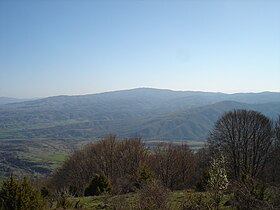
0, 88, 280, 178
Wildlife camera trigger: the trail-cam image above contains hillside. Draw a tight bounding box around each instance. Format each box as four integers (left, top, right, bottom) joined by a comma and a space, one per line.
1, 88, 280, 178
1, 88, 280, 140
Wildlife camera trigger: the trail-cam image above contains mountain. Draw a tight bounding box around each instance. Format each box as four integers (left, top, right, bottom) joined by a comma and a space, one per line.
123, 101, 280, 140
0, 97, 30, 105
0, 88, 280, 140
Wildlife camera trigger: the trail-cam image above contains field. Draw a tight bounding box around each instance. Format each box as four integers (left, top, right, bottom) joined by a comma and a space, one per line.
0, 138, 205, 179
0, 138, 93, 178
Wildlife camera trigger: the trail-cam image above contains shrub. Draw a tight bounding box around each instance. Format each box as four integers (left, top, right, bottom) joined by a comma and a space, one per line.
54, 188, 77, 209
138, 180, 170, 210
182, 192, 213, 210
231, 178, 272, 210
195, 170, 210, 192
135, 165, 153, 189
40, 186, 51, 198
207, 154, 229, 209
84, 173, 111, 196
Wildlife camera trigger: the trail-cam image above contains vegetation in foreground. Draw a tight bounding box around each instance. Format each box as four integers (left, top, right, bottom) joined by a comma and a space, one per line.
48, 189, 233, 210
1, 109, 280, 209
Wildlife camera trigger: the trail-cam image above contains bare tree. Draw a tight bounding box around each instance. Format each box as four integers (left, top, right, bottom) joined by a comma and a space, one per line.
50, 135, 147, 195
193, 147, 211, 191
276, 116, 280, 142
208, 109, 273, 180
149, 143, 195, 190
50, 149, 92, 196
85, 134, 119, 179
138, 180, 170, 210
172, 144, 196, 189
263, 115, 280, 184
113, 137, 147, 193
148, 143, 176, 189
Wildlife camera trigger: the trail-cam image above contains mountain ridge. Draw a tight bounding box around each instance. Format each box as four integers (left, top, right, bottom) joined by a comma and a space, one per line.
0, 88, 279, 140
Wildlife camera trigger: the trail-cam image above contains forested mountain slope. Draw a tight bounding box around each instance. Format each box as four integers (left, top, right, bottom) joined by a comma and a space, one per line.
1, 88, 280, 140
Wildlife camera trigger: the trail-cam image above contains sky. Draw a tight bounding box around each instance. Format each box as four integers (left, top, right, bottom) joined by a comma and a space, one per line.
0, 0, 280, 98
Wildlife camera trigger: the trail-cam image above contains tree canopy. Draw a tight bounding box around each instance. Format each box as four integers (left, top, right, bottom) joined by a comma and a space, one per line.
208, 109, 273, 180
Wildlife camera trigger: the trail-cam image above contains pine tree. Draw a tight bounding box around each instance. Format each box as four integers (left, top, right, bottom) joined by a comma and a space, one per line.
0, 175, 19, 210
84, 174, 111, 196
0, 175, 43, 210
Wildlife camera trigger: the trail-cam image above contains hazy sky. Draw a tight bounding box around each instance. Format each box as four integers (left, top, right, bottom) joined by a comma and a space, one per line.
1, 0, 280, 98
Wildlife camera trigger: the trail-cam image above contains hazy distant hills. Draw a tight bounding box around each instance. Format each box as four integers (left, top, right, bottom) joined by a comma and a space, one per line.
0, 88, 280, 141
0, 97, 31, 105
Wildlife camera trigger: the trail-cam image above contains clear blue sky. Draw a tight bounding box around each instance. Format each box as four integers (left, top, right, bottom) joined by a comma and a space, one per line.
1, 0, 280, 98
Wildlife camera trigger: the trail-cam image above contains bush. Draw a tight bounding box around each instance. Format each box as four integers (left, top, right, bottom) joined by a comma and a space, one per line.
266, 186, 280, 208
54, 188, 80, 209
195, 170, 210, 192
231, 178, 272, 210
84, 173, 111, 196
135, 165, 153, 189
138, 180, 170, 210
0, 175, 44, 210
207, 154, 229, 209
40, 186, 51, 199
182, 192, 213, 210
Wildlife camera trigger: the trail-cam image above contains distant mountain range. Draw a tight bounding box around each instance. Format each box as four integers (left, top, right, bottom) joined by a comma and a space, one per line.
1, 88, 280, 141
0, 97, 31, 105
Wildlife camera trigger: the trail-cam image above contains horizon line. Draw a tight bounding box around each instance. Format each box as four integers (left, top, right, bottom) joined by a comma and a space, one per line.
1, 87, 280, 99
